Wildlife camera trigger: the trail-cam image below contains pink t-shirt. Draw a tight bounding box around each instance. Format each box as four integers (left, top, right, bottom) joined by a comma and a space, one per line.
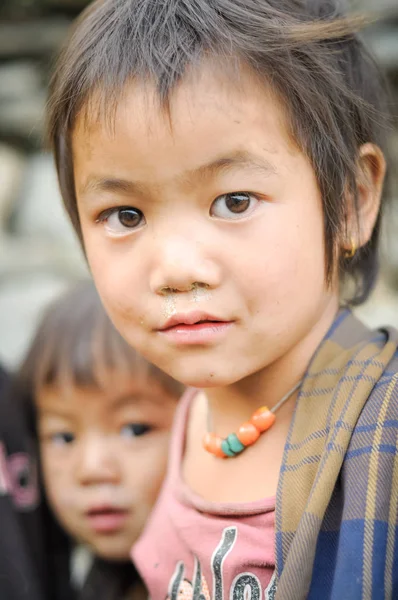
132, 389, 276, 600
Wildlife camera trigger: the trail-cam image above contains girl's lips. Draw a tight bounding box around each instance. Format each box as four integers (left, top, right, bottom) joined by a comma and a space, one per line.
159, 311, 226, 331
86, 508, 129, 533
158, 320, 234, 345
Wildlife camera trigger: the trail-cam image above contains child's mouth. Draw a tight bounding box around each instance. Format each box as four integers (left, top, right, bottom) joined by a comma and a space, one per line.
167, 320, 222, 330
85, 506, 129, 533
158, 311, 234, 345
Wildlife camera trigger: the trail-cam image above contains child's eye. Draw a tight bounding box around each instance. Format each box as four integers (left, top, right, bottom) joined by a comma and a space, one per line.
210, 192, 259, 220
51, 432, 75, 446
96, 206, 146, 236
120, 423, 152, 438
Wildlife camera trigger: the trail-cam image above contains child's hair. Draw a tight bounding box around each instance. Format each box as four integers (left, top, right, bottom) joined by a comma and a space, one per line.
18, 279, 183, 396
47, 0, 390, 305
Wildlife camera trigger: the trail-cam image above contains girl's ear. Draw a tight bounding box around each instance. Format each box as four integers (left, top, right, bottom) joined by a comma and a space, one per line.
343, 143, 386, 253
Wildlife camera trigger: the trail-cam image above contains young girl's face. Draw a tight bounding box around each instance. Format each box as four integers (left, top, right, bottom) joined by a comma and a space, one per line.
37, 370, 177, 560
73, 66, 339, 388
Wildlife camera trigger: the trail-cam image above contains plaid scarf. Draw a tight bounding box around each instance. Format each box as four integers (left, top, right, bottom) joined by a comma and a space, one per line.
275, 309, 398, 600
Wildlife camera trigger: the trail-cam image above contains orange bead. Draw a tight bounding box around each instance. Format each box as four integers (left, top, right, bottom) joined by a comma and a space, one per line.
251, 406, 276, 433
203, 432, 226, 458
237, 422, 260, 446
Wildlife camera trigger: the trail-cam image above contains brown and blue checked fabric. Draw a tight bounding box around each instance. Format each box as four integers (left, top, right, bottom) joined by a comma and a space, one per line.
275, 309, 398, 600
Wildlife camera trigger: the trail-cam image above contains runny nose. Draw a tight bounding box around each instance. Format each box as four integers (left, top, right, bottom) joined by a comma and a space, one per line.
149, 234, 221, 295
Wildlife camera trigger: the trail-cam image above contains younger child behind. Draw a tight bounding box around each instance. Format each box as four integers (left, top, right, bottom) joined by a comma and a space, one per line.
16, 281, 183, 600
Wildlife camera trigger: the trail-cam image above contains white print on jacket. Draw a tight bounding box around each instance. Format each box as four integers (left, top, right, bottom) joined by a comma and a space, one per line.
0, 442, 38, 510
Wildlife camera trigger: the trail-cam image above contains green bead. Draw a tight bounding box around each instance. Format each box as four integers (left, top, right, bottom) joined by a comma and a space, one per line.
221, 438, 237, 457
226, 433, 245, 454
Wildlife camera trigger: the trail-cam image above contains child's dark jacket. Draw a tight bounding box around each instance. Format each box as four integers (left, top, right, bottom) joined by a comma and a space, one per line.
0, 364, 46, 600
78, 558, 138, 600
0, 365, 74, 600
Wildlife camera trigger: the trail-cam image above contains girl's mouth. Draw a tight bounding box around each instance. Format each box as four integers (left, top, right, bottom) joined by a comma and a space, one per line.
158, 312, 234, 345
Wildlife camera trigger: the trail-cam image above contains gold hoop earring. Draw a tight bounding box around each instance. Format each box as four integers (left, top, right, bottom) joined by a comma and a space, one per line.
344, 238, 356, 259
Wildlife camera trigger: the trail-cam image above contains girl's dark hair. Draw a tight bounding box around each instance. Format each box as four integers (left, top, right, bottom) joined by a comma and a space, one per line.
47, 0, 390, 304
17, 279, 183, 396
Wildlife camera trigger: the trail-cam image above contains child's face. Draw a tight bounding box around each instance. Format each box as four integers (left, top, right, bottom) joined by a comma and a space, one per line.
37, 371, 176, 560
73, 66, 339, 388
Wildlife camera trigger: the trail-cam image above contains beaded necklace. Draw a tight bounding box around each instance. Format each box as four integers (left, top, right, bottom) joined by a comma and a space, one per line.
203, 380, 302, 458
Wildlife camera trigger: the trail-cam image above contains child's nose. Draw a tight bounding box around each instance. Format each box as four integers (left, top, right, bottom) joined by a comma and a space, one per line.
149, 233, 221, 295
76, 436, 120, 486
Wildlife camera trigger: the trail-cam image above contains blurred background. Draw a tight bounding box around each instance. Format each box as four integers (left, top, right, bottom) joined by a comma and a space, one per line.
0, 0, 398, 369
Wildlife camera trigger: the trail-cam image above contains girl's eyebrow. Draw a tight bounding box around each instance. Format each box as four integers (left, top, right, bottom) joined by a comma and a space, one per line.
185, 149, 277, 182
79, 150, 277, 201
79, 176, 148, 200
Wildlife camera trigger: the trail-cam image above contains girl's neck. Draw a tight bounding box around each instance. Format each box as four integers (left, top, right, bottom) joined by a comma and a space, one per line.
203, 299, 339, 436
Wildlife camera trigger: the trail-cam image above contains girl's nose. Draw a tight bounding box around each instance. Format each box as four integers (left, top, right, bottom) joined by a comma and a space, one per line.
76, 435, 120, 486
149, 233, 221, 296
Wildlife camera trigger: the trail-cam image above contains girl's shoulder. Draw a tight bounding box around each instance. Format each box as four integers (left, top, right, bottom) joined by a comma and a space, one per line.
343, 349, 398, 484
360, 348, 398, 421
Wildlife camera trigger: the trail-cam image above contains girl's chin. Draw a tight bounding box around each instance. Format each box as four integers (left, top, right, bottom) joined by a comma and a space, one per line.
153, 353, 251, 388
170, 371, 244, 389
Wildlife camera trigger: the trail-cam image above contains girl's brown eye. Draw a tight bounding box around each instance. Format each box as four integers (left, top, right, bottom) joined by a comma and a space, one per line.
210, 192, 258, 220
225, 192, 251, 213
97, 206, 146, 235
118, 208, 144, 228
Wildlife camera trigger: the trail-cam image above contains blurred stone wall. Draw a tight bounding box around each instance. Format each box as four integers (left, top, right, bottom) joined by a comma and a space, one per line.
0, 0, 89, 367
0, 0, 397, 368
